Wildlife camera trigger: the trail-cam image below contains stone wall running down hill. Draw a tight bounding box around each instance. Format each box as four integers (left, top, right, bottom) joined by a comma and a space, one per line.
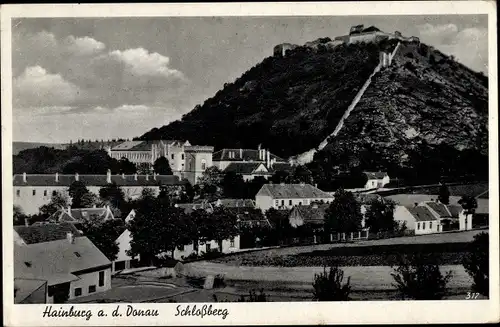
317, 42, 488, 169
140, 41, 398, 158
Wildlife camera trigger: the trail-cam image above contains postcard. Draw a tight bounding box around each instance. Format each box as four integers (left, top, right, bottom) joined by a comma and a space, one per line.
2, 1, 499, 326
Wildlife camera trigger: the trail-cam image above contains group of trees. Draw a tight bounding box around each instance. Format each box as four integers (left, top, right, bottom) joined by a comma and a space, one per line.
313, 232, 489, 301
127, 189, 240, 264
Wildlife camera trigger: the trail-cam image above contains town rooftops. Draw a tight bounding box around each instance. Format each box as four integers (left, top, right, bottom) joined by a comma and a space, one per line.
13, 173, 186, 187
355, 193, 382, 204
213, 148, 285, 162
363, 171, 388, 180
290, 204, 329, 225
223, 162, 270, 175
215, 199, 256, 208
425, 202, 452, 218
257, 183, 333, 199
50, 206, 115, 223
407, 206, 437, 222
14, 236, 111, 286
14, 223, 83, 245
175, 201, 214, 214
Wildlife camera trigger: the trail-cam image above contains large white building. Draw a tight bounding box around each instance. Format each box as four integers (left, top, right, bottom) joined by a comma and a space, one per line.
255, 183, 334, 211
13, 171, 187, 215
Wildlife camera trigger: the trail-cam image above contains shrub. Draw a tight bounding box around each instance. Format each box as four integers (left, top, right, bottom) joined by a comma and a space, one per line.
462, 232, 489, 296
391, 253, 452, 300
213, 274, 226, 288
312, 265, 351, 301
239, 289, 268, 302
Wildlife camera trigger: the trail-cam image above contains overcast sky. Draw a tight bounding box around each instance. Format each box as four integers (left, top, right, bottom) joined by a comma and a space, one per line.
12, 15, 488, 143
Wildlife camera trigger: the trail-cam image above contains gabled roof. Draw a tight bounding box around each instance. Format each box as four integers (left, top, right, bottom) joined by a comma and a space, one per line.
355, 193, 382, 204
257, 183, 333, 199
425, 202, 452, 218
215, 199, 256, 208
14, 236, 111, 286
13, 174, 186, 187
407, 206, 437, 222
50, 207, 115, 223
212, 148, 285, 162
175, 202, 214, 214
14, 278, 47, 304
289, 204, 329, 225
363, 171, 388, 180
14, 223, 83, 245
223, 162, 270, 175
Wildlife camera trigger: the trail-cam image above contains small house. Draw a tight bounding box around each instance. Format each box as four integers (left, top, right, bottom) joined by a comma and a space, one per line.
255, 183, 334, 211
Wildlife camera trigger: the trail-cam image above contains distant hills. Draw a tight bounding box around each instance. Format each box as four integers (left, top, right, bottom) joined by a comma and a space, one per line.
12, 142, 67, 155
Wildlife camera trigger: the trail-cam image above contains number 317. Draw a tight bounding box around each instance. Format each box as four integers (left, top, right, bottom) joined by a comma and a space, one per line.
466, 292, 480, 299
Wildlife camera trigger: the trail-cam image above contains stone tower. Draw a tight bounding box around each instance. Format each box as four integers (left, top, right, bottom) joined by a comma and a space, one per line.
183, 146, 214, 185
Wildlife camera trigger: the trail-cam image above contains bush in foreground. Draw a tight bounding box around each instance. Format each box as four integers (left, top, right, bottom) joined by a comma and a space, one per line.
312, 265, 351, 301
391, 253, 452, 300
462, 232, 489, 296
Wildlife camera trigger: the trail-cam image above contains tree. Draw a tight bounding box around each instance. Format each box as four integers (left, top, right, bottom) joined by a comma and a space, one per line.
462, 232, 489, 296
153, 156, 173, 175
81, 216, 125, 261
391, 253, 453, 300
222, 172, 246, 198
438, 184, 450, 205
290, 165, 313, 184
39, 191, 70, 217
118, 157, 137, 174
68, 181, 90, 208
80, 192, 100, 208
324, 188, 363, 233
197, 166, 223, 201
365, 198, 397, 233
313, 265, 351, 301
99, 183, 126, 215
13, 205, 27, 226
270, 170, 290, 184
128, 201, 194, 263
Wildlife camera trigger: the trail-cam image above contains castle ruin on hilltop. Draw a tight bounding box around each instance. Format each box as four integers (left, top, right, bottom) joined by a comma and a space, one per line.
273, 24, 420, 57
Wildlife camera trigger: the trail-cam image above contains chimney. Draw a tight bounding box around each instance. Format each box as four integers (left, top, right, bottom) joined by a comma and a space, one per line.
22, 172, 27, 183
122, 173, 125, 179
146, 174, 149, 181
134, 173, 138, 181
266, 150, 270, 168
75, 173, 79, 182
55, 172, 59, 182
66, 232, 74, 244
153, 173, 157, 180
314, 183, 318, 188
106, 169, 112, 184
67, 206, 71, 214
24, 218, 29, 227
240, 148, 243, 158
414, 202, 418, 207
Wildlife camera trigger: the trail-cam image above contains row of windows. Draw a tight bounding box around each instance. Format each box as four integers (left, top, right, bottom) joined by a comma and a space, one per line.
16, 189, 57, 197
417, 222, 433, 230
171, 153, 185, 160
73, 271, 105, 297
274, 199, 311, 207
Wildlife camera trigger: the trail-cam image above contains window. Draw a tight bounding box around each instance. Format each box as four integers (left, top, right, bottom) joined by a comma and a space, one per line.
16, 190, 20, 197
99, 271, 105, 287
299, 202, 302, 206
429, 222, 433, 229
281, 200, 285, 206
206, 243, 211, 253
24, 261, 32, 268
52, 190, 57, 196
304, 199, 309, 205
171, 154, 175, 160
417, 223, 420, 230
275, 200, 279, 207
88, 285, 96, 293
74, 252, 81, 257
422, 222, 426, 229
74, 288, 82, 297
201, 159, 206, 170
32, 190, 36, 196
181, 154, 184, 160
289, 200, 292, 206
43, 190, 47, 196
230, 237, 235, 247
178, 244, 185, 251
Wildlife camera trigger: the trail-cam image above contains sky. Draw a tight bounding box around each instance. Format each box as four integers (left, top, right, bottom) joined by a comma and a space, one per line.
11, 15, 488, 143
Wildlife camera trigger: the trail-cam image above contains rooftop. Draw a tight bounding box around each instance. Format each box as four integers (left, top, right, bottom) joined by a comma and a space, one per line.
215, 199, 256, 208
14, 223, 83, 245
13, 173, 186, 187
257, 183, 333, 199
213, 148, 285, 162
363, 171, 388, 180
407, 206, 437, 222
223, 162, 270, 175
15, 236, 111, 286
425, 202, 452, 218
290, 204, 329, 225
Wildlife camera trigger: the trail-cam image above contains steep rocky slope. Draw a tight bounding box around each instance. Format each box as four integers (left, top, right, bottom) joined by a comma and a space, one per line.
318, 41, 488, 167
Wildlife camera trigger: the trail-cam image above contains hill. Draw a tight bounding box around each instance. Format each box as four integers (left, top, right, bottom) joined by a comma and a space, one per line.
12, 142, 67, 155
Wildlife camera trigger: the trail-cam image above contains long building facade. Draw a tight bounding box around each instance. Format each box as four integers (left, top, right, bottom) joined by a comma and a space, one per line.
13, 171, 188, 215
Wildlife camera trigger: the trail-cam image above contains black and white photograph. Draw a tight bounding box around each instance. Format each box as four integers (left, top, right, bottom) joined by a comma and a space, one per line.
2, 2, 498, 326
